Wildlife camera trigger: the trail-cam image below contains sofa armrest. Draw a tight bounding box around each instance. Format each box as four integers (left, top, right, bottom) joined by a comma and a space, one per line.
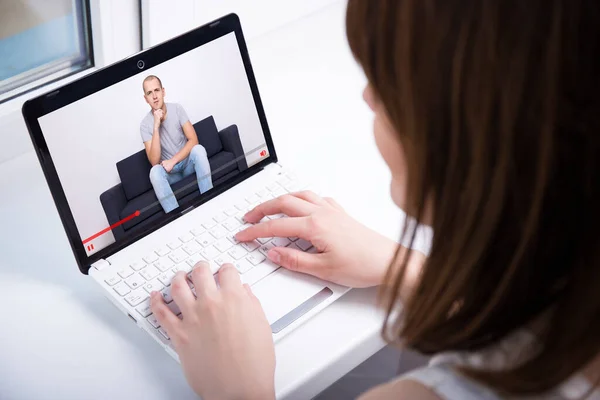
99, 184, 128, 241
219, 124, 248, 171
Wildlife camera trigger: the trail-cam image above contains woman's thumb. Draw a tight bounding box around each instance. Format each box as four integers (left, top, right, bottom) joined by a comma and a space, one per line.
267, 246, 319, 273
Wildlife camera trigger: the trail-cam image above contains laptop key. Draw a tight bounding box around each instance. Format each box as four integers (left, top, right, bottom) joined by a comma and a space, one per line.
271, 237, 291, 248
186, 253, 205, 268
201, 245, 220, 260
158, 327, 170, 340
125, 291, 148, 307
143, 253, 159, 264
247, 251, 266, 266
288, 243, 302, 252
245, 194, 260, 204
234, 258, 253, 274
222, 218, 242, 232
295, 239, 313, 251
160, 287, 173, 303
166, 301, 181, 316
167, 240, 182, 250
255, 188, 267, 197
130, 260, 146, 271
266, 182, 280, 192
143, 279, 164, 294
209, 225, 227, 239
223, 206, 238, 217
154, 246, 170, 257
136, 299, 152, 318
257, 237, 272, 244
113, 281, 131, 296
201, 219, 217, 229
288, 237, 299, 242
190, 227, 205, 237
178, 232, 194, 243
154, 257, 174, 272
213, 212, 227, 223
258, 242, 276, 256
196, 233, 215, 247
140, 265, 160, 281
182, 240, 202, 255
241, 240, 260, 252
105, 275, 121, 286
158, 270, 175, 286
228, 245, 248, 260
173, 263, 192, 274
125, 273, 146, 290
147, 314, 160, 328
272, 188, 287, 198
235, 201, 249, 210
168, 249, 188, 264
214, 238, 233, 253
117, 266, 134, 279
226, 233, 241, 245
214, 253, 234, 267
276, 176, 291, 186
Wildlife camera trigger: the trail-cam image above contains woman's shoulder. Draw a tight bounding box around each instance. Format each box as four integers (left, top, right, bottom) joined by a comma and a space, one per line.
359, 365, 502, 400
358, 374, 442, 400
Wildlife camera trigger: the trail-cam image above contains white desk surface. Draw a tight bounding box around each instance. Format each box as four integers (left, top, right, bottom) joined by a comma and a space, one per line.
0, 3, 410, 399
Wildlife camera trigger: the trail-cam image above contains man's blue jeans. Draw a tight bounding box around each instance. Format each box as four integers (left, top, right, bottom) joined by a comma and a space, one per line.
149, 144, 213, 213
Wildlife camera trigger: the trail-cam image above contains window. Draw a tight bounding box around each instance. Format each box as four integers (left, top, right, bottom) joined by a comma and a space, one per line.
0, 0, 93, 103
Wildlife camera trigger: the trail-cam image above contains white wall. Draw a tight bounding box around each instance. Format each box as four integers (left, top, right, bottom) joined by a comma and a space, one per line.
38, 32, 266, 255
141, 0, 340, 48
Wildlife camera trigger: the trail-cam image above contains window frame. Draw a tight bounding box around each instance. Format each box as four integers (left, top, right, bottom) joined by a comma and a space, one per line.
0, 0, 95, 104
0, 0, 141, 118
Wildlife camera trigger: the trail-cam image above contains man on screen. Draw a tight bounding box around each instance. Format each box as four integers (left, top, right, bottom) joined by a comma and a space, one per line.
140, 75, 213, 213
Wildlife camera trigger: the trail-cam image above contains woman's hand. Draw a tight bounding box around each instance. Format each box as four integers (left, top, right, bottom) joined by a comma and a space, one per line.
235, 191, 400, 288
150, 263, 275, 400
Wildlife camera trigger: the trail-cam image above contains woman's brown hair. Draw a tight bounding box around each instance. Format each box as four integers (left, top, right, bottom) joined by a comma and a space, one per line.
347, 0, 600, 395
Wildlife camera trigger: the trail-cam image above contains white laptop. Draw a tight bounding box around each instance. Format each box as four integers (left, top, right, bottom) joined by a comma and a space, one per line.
22, 14, 348, 361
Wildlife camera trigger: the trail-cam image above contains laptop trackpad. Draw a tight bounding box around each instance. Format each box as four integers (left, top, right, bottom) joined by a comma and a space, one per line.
251, 268, 332, 334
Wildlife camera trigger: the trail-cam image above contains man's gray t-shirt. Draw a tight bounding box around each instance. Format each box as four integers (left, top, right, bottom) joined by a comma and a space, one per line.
140, 102, 190, 162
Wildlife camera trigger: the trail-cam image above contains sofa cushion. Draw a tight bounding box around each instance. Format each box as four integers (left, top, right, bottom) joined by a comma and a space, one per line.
120, 190, 161, 230
194, 116, 223, 158
209, 151, 238, 181
119, 174, 201, 230
117, 150, 153, 200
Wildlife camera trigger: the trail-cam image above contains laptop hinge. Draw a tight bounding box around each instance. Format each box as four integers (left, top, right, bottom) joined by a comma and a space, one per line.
91, 259, 111, 271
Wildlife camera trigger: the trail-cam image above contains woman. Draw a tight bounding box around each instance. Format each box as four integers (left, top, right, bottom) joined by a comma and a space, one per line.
150, 0, 600, 398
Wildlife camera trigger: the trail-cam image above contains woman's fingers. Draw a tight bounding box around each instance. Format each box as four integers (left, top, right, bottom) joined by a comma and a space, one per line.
267, 246, 325, 277
190, 261, 218, 300
243, 194, 318, 223
150, 291, 183, 340
170, 271, 196, 315
287, 190, 329, 206
235, 216, 312, 242
218, 264, 242, 290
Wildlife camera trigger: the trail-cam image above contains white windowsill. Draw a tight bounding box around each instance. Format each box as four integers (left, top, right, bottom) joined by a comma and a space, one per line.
0, 67, 97, 119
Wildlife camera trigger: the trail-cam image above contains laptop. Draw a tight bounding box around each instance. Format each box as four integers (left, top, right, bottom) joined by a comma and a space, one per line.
22, 13, 348, 361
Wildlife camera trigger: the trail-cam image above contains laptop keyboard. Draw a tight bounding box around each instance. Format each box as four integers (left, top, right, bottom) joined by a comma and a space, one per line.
102, 172, 316, 341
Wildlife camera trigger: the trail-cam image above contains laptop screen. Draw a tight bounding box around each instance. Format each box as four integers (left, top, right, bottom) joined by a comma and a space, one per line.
36, 31, 270, 258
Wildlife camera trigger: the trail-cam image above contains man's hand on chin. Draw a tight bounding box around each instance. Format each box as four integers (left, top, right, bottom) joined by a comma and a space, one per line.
161, 159, 176, 173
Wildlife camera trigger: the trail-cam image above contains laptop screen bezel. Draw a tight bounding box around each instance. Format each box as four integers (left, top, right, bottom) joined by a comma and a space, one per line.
22, 14, 278, 274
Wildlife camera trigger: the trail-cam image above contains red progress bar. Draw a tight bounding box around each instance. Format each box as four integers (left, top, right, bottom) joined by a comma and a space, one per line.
82, 210, 140, 244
